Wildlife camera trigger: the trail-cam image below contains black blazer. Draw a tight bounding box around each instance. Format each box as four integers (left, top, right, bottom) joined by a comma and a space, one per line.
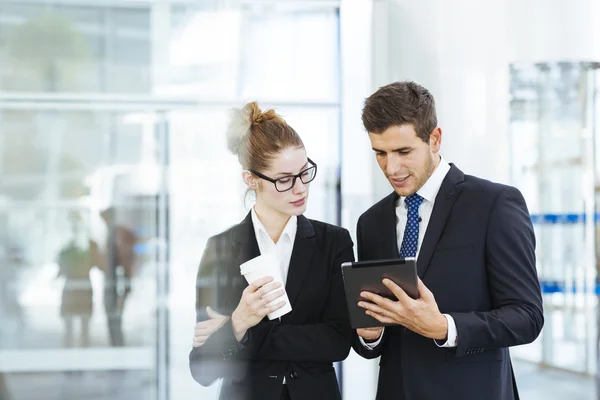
352, 164, 544, 400
189, 212, 354, 400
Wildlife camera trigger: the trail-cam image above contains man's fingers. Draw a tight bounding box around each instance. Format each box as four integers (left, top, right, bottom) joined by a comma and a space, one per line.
360, 291, 395, 310
366, 311, 395, 325
359, 300, 397, 320
382, 279, 412, 303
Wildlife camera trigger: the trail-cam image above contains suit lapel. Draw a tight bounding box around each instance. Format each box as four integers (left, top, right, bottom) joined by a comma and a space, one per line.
284, 215, 316, 316
233, 212, 261, 265
417, 164, 464, 278
212, 212, 259, 314
380, 192, 401, 259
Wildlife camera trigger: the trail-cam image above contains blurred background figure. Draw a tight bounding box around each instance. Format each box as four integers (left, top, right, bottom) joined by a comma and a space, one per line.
55, 212, 96, 348
100, 207, 137, 348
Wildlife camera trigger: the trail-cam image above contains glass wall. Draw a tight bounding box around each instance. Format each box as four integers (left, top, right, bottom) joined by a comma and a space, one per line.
0, 3, 152, 93
0, 1, 341, 399
509, 62, 600, 374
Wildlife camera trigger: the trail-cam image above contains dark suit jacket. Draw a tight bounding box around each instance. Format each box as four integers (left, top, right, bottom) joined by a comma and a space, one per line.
189, 212, 355, 400
352, 164, 544, 400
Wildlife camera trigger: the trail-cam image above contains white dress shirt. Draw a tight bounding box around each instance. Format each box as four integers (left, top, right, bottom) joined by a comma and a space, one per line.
360, 156, 458, 349
251, 208, 297, 286
250, 208, 297, 384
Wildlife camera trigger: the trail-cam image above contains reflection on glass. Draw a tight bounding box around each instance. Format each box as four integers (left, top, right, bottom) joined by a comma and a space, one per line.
0, 110, 159, 352
56, 212, 94, 348
0, 1, 341, 399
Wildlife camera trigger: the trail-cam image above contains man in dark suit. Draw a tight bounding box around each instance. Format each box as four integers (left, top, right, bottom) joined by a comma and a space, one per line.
352, 81, 544, 400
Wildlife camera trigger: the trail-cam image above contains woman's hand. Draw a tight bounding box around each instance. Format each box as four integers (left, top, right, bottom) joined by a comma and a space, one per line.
231, 276, 286, 342
192, 306, 229, 347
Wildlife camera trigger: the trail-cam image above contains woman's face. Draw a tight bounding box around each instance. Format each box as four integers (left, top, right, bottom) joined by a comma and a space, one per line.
250, 147, 313, 217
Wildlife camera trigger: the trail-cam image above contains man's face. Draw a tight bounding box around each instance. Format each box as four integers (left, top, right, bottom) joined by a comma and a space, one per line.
369, 124, 442, 197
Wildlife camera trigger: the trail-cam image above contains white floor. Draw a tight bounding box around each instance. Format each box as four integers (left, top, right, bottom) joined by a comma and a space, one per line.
513, 360, 595, 400
0, 359, 595, 400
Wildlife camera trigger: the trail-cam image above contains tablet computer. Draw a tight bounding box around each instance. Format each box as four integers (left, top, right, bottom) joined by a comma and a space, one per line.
341, 257, 419, 329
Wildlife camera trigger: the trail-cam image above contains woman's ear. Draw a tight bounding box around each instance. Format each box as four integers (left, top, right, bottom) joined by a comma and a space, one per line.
242, 170, 258, 189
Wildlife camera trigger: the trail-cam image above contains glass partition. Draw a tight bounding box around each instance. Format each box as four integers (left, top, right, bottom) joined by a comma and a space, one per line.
509, 62, 600, 375
0, 2, 341, 399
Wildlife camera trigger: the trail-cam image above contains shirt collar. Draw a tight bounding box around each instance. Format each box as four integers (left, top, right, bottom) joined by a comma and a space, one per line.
251, 207, 297, 243
398, 155, 451, 206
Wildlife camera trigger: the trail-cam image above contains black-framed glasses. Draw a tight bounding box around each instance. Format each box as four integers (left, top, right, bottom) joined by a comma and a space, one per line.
249, 158, 317, 192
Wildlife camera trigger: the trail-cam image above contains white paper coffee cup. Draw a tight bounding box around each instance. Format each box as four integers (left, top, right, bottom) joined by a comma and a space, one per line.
240, 253, 292, 320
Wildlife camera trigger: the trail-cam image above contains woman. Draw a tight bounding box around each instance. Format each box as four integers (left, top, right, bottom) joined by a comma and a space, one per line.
189, 102, 354, 400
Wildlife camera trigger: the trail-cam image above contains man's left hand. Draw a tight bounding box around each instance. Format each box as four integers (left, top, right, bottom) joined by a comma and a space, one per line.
358, 278, 448, 340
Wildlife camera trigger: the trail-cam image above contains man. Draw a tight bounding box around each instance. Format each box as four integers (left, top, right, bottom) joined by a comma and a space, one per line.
352, 81, 544, 400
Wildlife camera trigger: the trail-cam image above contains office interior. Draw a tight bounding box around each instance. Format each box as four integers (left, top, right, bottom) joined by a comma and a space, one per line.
0, 0, 599, 399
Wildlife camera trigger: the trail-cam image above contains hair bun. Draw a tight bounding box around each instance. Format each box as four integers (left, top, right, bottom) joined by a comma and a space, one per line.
225, 104, 252, 155
248, 102, 279, 126
227, 102, 280, 155
247, 102, 265, 126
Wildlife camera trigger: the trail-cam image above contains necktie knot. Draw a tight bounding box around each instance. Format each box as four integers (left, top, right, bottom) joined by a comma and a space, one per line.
404, 193, 424, 210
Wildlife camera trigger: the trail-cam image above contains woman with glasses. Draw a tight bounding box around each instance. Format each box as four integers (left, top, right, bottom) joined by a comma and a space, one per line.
189, 102, 354, 400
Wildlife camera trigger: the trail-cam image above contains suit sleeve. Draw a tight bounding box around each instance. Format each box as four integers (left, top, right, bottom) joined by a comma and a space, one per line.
351, 214, 387, 359
189, 236, 248, 386
449, 186, 544, 358
243, 229, 355, 363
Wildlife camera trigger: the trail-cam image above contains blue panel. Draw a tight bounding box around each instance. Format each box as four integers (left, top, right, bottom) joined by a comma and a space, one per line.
539, 279, 600, 294
529, 213, 600, 224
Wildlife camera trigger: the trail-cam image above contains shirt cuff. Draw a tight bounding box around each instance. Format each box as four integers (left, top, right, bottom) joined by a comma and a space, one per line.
359, 327, 385, 350
434, 314, 457, 348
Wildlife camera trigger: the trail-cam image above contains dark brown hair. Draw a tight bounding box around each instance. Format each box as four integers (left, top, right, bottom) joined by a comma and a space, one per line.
227, 102, 304, 171
361, 81, 437, 143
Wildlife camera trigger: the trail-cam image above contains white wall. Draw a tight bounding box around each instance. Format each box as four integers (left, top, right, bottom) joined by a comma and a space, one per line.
507, 0, 600, 63
371, 0, 512, 201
